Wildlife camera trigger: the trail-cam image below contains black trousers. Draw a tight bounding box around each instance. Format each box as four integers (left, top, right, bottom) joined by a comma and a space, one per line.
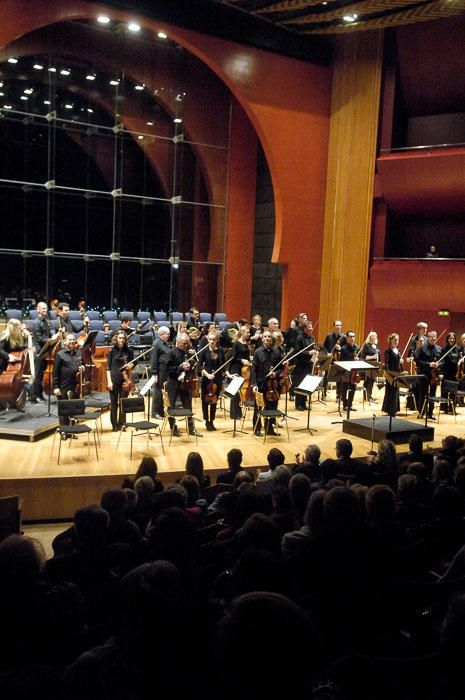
109, 382, 128, 429
201, 380, 222, 422
166, 378, 194, 431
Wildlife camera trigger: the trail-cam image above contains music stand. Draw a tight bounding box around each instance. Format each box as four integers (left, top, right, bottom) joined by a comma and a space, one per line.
333, 360, 374, 420
139, 374, 156, 418
36, 336, 61, 417
80, 330, 99, 398
294, 374, 323, 434
223, 375, 247, 437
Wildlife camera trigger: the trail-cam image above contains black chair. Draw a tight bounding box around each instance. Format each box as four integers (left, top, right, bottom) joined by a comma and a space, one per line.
53, 399, 99, 464
253, 391, 289, 443
422, 380, 455, 422
117, 396, 164, 458
162, 388, 198, 446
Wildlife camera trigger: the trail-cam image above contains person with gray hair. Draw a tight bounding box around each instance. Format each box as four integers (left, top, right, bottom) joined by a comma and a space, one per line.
150, 325, 172, 419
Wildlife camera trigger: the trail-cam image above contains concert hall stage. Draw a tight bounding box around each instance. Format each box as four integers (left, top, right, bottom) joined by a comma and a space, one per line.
343, 415, 435, 445
0, 390, 455, 522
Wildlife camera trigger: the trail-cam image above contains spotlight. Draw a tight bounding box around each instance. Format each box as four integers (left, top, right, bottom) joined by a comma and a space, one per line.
109, 79, 119, 86
157, 31, 167, 39
86, 73, 96, 81
60, 68, 71, 76
127, 22, 141, 32
7, 57, 18, 64
24, 88, 33, 94
134, 84, 145, 91
33, 64, 44, 70
48, 67, 57, 73
173, 117, 182, 124
97, 15, 111, 24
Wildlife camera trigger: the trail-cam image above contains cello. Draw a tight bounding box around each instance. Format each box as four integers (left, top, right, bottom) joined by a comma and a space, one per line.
0, 323, 31, 411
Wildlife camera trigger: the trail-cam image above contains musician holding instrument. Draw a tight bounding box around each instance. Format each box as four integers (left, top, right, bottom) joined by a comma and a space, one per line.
29, 301, 51, 403
249, 314, 263, 351
252, 329, 282, 436
52, 333, 85, 424
106, 331, 135, 432
361, 331, 381, 403
440, 332, 460, 412
200, 332, 225, 431
340, 331, 359, 412
150, 325, 171, 420
293, 321, 317, 411
323, 320, 346, 397
415, 330, 441, 420
165, 332, 202, 438
0, 318, 28, 413
382, 333, 403, 416
229, 325, 252, 419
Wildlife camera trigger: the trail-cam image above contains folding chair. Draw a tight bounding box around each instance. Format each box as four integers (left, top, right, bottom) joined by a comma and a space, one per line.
116, 396, 164, 458
253, 391, 290, 443
162, 388, 198, 446
52, 399, 99, 464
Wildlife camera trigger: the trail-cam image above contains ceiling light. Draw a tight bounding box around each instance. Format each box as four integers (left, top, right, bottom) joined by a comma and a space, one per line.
33, 64, 43, 70
86, 73, 96, 81
0, 92, 4, 97
7, 57, 18, 64
109, 79, 119, 86
134, 84, 145, 91
24, 88, 33, 95
137, 135, 144, 140
60, 68, 71, 76
48, 67, 56, 72
146, 121, 154, 126
0, 82, 2, 88
64, 103, 73, 110
87, 108, 94, 113
157, 31, 167, 39
43, 100, 51, 105
97, 15, 111, 24
3, 105, 12, 110
127, 22, 141, 32
173, 117, 182, 124
20, 96, 28, 101
343, 13, 358, 22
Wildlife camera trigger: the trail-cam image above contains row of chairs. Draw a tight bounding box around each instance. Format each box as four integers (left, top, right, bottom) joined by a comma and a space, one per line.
6, 309, 228, 324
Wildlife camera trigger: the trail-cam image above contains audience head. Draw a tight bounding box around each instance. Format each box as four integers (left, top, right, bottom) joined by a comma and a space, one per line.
336, 438, 353, 459
366, 484, 396, 525
304, 443, 321, 465
289, 473, 312, 522
74, 504, 109, 549
397, 473, 418, 502
179, 475, 200, 507
324, 487, 362, 533
185, 451, 205, 483
273, 464, 292, 488
238, 513, 282, 556
227, 448, 243, 473
134, 475, 155, 501
135, 455, 158, 481
304, 489, 326, 533
233, 470, 254, 490
266, 448, 285, 470
101, 488, 127, 520
409, 433, 423, 454
0, 535, 45, 591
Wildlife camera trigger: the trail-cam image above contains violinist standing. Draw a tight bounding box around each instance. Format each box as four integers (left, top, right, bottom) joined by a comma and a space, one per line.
293, 321, 316, 411
29, 301, 51, 403
440, 332, 460, 412
382, 333, 403, 417
165, 332, 202, 438
200, 332, 224, 431
415, 330, 441, 420
229, 325, 251, 419
53, 333, 85, 425
361, 331, 381, 403
323, 320, 347, 397
150, 325, 171, 419
340, 331, 359, 412
252, 329, 282, 436
106, 331, 135, 432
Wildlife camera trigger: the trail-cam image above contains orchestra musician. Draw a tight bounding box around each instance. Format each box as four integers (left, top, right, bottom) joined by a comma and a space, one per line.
150, 325, 171, 420
52, 333, 85, 429
293, 321, 317, 411
439, 332, 460, 412
106, 331, 136, 432
165, 332, 202, 438
29, 301, 51, 403
361, 331, 381, 403
229, 324, 252, 419
408, 321, 428, 357
415, 330, 441, 420
252, 329, 282, 436
0, 318, 28, 413
117, 315, 133, 336
323, 320, 346, 397
457, 333, 465, 403
340, 331, 359, 412
382, 333, 403, 417
200, 332, 225, 431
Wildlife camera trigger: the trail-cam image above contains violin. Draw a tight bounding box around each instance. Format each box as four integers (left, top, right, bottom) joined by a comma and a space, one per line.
122, 368, 135, 393
279, 362, 290, 395
265, 375, 280, 402
456, 357, 464, 382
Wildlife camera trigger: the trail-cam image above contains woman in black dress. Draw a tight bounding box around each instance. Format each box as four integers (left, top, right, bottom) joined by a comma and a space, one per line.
106, 331, 135, 431
382, 332, 403, 416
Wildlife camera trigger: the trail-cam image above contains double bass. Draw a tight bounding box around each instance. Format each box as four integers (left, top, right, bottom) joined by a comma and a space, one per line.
0, 327, 31, 412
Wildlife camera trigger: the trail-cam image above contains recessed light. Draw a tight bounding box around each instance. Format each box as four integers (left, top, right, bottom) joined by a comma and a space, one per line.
60, 68, 71, 76
3, 104, 13, 110
343, 13, 358, 22
134, 84, 145, 91
127, 22, 141, 32
109, 79, 119, 86
137, 135, 144, 140
0, 92, 4, 97
20, 96, 28, 101
7, 57, 18, 64
33, 64, 43, 70
97, 15, 111, 24
48, 67, 57, 73
87, 108, 94, 113
64, 103, 73, 110
146, 121, 154, 126
86, 73, 96, 81
173, 117, 182, 124
24, 88, 33, 95
157, 31, 167, 39
43, 100, 51, 105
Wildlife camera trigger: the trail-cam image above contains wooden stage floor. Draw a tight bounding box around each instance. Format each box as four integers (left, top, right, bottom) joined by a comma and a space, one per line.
0, 387, 462, 521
